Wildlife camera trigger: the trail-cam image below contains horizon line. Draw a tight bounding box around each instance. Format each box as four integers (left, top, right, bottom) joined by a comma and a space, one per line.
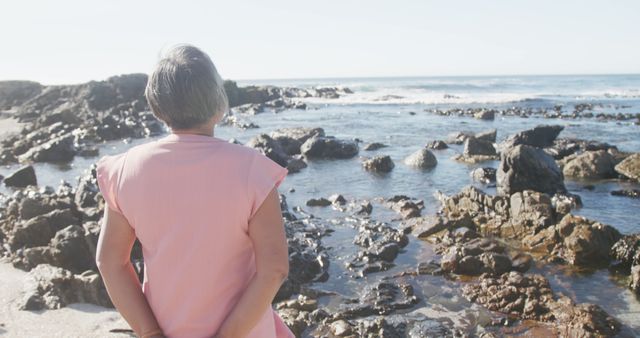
2, 71, 640, 86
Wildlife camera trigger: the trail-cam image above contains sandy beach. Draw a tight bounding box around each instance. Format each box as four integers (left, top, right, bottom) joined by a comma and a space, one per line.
0, 261, 131, 337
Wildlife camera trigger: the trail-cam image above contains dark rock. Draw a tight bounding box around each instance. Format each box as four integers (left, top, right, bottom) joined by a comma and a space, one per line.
497, 145, 566, 196
474, 110, 495, 120
426, 140, 448, 150
246, 134, 290, 167
610, 189, 640, 199
306, 198, 332, 207
0, 81, 43, 109
300, 136, 359, 159
18, 133, 76, 163
464, 137, 496, 157
362, 155, 394, 173
404, 148, 437, 169
269, 127, 325, 155
363, 142, 387, 151
385, 196, 422, 219
610, 234, 640, 271
4, 165, 37, 187
502, 125, 564, 149
328, 194, 347, 205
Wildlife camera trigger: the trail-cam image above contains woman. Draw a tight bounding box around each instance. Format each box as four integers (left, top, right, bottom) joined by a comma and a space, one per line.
95, 44, 294, 338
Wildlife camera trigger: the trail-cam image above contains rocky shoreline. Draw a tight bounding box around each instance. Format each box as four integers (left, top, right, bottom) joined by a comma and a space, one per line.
0, 75, 639, 337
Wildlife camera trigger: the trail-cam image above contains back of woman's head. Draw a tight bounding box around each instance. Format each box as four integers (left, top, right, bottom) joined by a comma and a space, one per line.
145, 44, 228, 129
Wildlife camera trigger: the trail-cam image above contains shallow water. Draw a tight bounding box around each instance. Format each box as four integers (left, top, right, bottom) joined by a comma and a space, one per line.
1, 75, 639, 335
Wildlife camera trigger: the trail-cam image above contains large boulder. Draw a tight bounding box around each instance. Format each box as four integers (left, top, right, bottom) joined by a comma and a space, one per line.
615, 153, 640, 182
523, 214, 621, 266
497, 145, 566, 196
0, 81, 43, 109
300, 136, 358, 159
562, 150, 617, 179
246, 134, 290, 167
18, 133, 76, 163
362, 155, 394, 173
269, 127, 325, 155
404, 148, 437, 169
463, 137, 496, 157
18, 264, 112, 310
3, 165, 37, 187
502, 125, 564, 149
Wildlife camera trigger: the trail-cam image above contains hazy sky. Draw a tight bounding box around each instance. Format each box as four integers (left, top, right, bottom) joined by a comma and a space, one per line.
2, 0, 639, 84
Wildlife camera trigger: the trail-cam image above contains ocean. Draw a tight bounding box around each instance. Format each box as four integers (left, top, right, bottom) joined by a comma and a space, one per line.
1, 74, 639, 335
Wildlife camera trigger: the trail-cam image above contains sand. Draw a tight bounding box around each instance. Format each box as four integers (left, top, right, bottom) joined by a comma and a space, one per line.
0, 262, 132, 338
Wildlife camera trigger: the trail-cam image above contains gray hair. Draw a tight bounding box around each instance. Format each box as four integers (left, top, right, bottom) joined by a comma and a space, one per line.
145, 44, 228, 129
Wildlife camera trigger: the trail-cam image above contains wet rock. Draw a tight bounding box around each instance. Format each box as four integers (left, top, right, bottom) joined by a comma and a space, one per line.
339, 280, 419, 317
631, 266, 640, 294
551, 192, 583, 216
463, 272, 554, 320
18, 133, 76, 163
269, 127, 325, 155
610, 234, 640, 271
497, 145, 566, 196
610, 189, 640, 198
4, 165, 37, 187
328, 194, 347, 205
363, 142, 387, 151
523, 214, 621, 266
306, 198, 332, 207
545, 138, 618, 160
502, 125, 564, 149
507, 190, 556, 237
300, 136, 359, 159
426, 140, 448, 150
362, 155, 394, 173
18, 264, 112, 310
561, 150, 617, 179
385, 196, 422, 219
74, 166, 100, 209
550, 298, 621, 337
330, 320, 352, 336
285, 155, 307, 174
349, 222, 408, 277
615, 153, 640, 181
470, 167, 496, 184
404, 148, 437, 169
440, 238, 514, 276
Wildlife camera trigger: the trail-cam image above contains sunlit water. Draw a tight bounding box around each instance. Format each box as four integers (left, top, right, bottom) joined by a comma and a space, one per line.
1, 75, 639, 335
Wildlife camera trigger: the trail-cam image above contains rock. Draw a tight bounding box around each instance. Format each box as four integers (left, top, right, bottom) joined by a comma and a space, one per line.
300, 136, 359, 159
330, 320, 353, 336
615, 153, 640, 181
610, 189, 640, 199
562, 150, 617, 179
9, 216, 55, 250
49, 225, 96, 273
4, 165, 37, 187
610, 234, 640, 271
440, 238, 514, 276
426, 140, 448, 150
246, 134, 290, 167
306, 198, 332, 207
328, 194, 347, 205
339, 280, 418, 317
410, 216, 448, 238
502, 125, 564, 149
363, 142, 387, 151
474, 110, 495, 120
385, 196, 422, 219
0, 80, 43, 109
470, 167, 496, 184
75, 167, 100, 209
550, 298, 621, 337
404, 148, 437, 169
349, 223, 408, 277
631, 265, 640, 294
523, 214, 621, 266
475, 129, 497, 142
362, 155, 394, 173
285, 156, 307, 174
463, 137, 496, 157
269, 127, 325, 155
18, 264, 112, 310
551, 193, 582, 215
509, 190, 556, 236
497, 145, 566, 196
18, 133, 76, 163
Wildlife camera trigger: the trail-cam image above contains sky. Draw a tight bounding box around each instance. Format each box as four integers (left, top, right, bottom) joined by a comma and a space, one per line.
1, 0, 639, 85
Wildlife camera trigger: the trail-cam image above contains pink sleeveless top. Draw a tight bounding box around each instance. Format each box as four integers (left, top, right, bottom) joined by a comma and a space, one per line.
96, 133, 293, 338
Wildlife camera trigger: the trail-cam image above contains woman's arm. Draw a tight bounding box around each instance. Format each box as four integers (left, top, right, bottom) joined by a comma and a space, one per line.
215, 187, 290, 338
95, 207, 164, 338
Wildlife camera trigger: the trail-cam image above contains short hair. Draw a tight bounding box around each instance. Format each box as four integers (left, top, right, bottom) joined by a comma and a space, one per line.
145, 44, 229, 129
